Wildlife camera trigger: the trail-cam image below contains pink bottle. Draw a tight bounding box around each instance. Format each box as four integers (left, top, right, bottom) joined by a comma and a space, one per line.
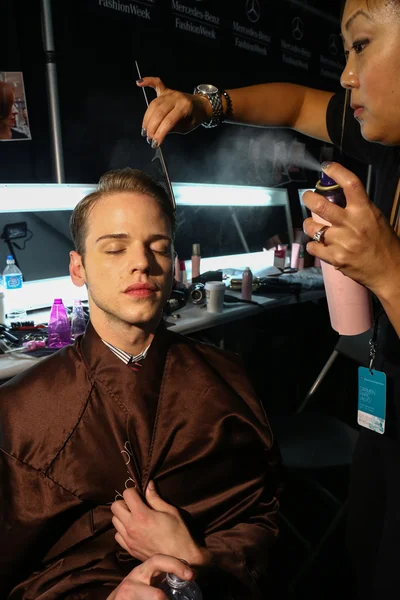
191, 243, 201, 280
241, 267, 253, 301
313, 170, 373, 335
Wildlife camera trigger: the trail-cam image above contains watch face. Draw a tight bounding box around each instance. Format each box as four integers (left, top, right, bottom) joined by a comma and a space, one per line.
197, 84, 218, 95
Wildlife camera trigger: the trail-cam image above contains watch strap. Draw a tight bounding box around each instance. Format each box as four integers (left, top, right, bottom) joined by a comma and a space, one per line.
194, 85, 223, 129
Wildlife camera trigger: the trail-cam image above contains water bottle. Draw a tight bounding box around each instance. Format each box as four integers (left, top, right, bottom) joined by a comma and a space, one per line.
158, 572, 202, 600
241, 266, 253, 301
47, 298, 71, 348
2, 255, 26, 323
71, 299, 86, 340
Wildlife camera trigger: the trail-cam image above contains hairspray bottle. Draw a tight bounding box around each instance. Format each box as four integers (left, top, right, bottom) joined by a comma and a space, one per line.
313, 170, 373, 335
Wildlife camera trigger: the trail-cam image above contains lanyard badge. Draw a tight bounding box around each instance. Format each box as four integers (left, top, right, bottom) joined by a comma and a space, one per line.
358, 310, 386, 434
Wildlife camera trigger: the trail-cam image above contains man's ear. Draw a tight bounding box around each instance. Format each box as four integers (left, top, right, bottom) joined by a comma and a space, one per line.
69, 251, 86, 287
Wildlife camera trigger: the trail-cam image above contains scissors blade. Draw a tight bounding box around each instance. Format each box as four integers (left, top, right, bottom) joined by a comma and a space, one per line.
135, 59, 176, 211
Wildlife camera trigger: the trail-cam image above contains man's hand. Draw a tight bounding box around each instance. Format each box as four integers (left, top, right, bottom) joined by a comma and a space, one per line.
106, 553, 193, 600
111, 481, 211, 568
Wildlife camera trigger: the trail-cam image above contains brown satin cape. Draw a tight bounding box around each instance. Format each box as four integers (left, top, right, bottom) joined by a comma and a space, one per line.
0, 322, 281, 599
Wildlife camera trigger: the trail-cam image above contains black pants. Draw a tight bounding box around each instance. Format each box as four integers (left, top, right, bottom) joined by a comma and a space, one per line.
348, 426, 400, 599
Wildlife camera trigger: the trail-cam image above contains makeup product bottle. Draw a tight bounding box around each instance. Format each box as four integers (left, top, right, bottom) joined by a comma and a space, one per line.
179, 259, 188, 287
241, 267, 253, 301
313, 169, 373, 335
191, 243, 201, 280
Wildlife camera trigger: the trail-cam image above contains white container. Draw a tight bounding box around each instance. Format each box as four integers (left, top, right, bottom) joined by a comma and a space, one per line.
0, 291, 5, 325
205, 281, 225, 314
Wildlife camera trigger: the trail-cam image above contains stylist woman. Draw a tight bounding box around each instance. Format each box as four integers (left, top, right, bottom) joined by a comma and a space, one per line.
136, 1, 400, 597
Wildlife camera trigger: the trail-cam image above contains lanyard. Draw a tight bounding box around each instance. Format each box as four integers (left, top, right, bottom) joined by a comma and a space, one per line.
369, 308, 385, 373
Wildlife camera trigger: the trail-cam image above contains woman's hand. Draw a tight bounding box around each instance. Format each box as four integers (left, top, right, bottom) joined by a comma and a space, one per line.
303, 162, 400, 300
106, 553, 194, 600
136, 77, 210, 147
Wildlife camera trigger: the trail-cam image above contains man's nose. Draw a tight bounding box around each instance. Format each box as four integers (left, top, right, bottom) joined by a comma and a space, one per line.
130, 245, 151, 272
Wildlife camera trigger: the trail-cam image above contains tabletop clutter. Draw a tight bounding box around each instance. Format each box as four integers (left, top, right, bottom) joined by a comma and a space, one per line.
0, 237, 323, 353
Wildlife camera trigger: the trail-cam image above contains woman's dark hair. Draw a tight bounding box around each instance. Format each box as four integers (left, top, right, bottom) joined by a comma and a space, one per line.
0, 82, 14, 121
341, 0, 400, 19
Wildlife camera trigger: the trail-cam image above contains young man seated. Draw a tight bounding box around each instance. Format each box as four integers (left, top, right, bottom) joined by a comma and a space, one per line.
0, 168, 281, 600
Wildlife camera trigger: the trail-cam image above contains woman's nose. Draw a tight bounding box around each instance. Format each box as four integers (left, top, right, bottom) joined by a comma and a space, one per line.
340, 56, 359, 90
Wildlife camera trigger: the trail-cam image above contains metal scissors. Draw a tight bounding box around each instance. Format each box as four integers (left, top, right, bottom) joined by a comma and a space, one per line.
135, 60, 176, 211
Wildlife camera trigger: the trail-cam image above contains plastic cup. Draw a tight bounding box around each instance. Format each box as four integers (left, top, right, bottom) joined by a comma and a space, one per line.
205, 281, 225, 314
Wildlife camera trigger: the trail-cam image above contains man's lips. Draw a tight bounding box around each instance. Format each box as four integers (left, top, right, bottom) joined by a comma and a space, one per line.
124, 283, 158, 297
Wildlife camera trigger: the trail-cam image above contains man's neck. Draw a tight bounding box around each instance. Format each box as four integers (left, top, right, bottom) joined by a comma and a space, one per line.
91, 314, 158, 356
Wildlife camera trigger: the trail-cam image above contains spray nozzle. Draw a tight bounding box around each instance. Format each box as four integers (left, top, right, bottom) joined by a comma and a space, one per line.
320, 171, 338, 187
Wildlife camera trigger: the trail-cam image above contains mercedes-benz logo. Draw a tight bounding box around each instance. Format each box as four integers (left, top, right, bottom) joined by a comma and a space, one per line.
245, 0, 260, 24
292, 16, 304, 41
328, 33, 339, 56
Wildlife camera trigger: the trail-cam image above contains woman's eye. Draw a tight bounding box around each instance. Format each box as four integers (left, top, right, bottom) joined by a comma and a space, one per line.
352, 39, 368, 54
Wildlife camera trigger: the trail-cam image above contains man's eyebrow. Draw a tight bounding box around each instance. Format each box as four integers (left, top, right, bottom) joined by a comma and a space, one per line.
95, 233, 172, 243
148, 234, 172, 243
344, 9, 373, 32
95, 233, 130, 243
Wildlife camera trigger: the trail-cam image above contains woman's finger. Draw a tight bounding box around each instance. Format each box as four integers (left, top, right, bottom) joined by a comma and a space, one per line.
136, 76, 167, 97
303, 217, 332, 244
302, 190, 345, 226
320, 162, 370, 209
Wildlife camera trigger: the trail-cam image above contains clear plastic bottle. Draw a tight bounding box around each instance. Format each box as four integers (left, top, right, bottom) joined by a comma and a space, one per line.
241, 266, 253, 301
71, 299, 86, 340
158, 572, 202, 600
2, 255, 26, 322
47, 298, 71, 348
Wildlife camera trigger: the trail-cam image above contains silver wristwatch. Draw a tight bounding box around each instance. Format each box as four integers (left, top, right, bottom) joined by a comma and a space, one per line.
193, 84, 223, 128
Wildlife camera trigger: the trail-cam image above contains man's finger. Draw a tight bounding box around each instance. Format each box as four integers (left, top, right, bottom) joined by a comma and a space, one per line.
145, 480, 177, 514
320, 162, 370, 208
123, 487, 148, 514
112, 515, 129, 540
128, 554, 194, 585
115, 531, 130, 554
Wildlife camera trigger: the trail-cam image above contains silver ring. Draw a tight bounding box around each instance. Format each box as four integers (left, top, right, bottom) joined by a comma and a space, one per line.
312, 225, 329, 244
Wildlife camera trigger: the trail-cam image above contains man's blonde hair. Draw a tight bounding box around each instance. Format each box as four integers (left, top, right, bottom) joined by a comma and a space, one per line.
70, 168, 176, 257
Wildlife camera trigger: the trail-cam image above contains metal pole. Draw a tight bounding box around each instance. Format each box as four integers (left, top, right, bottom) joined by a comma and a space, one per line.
41, 0, 65, 183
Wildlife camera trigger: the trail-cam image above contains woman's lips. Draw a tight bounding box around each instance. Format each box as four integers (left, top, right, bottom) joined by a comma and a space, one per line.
354, 107, 364, 119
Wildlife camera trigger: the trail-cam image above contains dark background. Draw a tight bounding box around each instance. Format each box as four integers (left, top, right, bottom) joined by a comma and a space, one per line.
1, 0, 363, 207
1, 2, 362, 595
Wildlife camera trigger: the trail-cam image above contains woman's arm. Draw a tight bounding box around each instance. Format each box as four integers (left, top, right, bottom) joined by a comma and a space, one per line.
136, 78, 334, 146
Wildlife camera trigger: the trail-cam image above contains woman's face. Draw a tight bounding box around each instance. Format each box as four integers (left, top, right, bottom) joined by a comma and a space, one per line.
4, 103, 18, 128
0, 88, 17, 129
341, 0, 400, 145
